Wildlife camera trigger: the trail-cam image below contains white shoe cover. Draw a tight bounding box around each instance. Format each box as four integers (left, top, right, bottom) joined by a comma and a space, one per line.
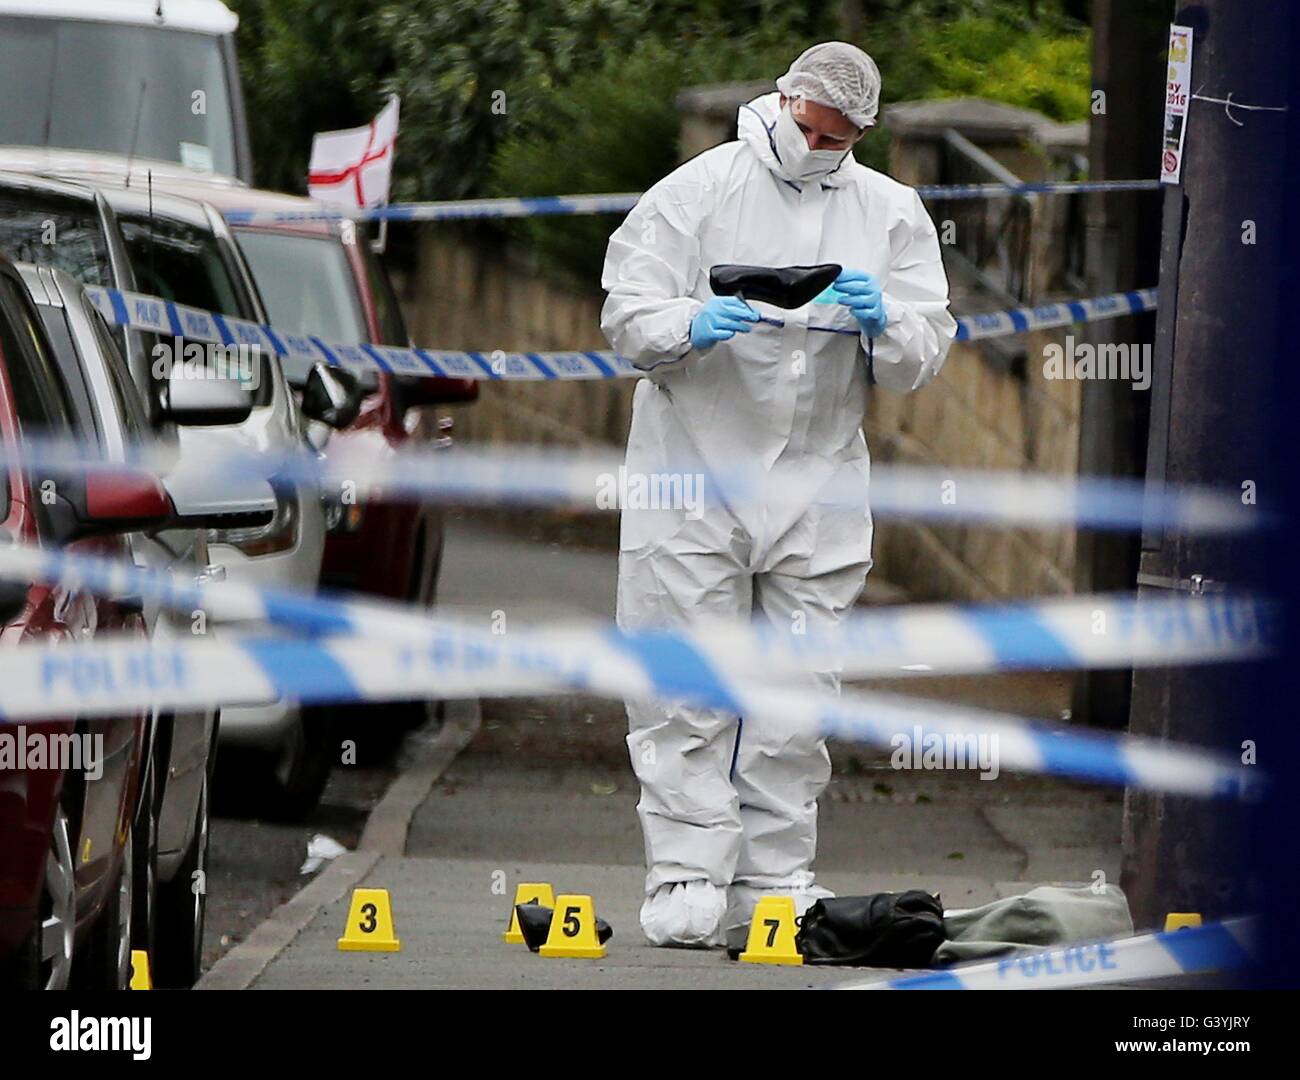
640, 881, 727, 948
724, 873, 834, 952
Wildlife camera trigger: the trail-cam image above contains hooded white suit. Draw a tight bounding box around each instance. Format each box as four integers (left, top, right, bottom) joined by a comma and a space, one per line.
601, 92, 955, 947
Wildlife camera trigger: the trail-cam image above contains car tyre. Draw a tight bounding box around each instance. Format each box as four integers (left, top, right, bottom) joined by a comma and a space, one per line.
75, 828, 134, 990
153, 771, 210, 988
0, 803, 75, 989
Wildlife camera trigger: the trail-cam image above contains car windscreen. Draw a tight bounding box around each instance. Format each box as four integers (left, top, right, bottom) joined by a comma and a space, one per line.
359, 238, 411, 346
0, 16, 236, 177
234, 228, 372, 387
0, 193, 112, 286
118, 214, 272, 406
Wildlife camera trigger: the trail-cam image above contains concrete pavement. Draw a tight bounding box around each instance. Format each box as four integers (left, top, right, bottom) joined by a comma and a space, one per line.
245, 725, 1120, 988
213, 514, 1124, 989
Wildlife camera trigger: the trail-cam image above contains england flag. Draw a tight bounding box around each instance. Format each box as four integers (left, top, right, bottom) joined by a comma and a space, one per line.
307, 95, 400, 210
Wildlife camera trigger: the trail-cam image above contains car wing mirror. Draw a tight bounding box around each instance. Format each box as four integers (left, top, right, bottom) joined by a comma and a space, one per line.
40, 469, 176, 543
161, 466, 276, 532
162, 359, 254, 426
300, 362, 363, 430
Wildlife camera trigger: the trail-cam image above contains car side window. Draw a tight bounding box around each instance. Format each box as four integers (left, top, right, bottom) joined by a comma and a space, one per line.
118, 215, 272, 407
0, 194, 112, 286
0, 276, 79, 441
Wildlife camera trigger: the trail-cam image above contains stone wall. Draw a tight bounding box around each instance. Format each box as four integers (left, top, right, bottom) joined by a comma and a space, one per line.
404, 229, 634, 450
866, 331, 1079, 602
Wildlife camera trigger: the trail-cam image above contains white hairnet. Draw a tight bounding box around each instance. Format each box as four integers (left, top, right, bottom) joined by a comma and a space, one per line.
775, 41, 882, 129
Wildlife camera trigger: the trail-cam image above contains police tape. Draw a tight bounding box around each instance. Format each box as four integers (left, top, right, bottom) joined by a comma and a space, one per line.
829, 916, 1256, 990
82, 284, 636, 383
219, 180, 1163, 226
0, 630, 1259, 798
955, 288, 1156, 342
0, 543, 1265, 798
0, 543, 1274, 681
0, 435, 1259, 534
83, 283, 1158, 384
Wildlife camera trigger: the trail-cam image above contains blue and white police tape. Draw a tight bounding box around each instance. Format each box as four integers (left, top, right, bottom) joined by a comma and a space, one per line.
0, 630, 1259, 798
220, 180, 1163, 226
829, 916, 1256, 990
0, 435, 1259, 534
0, 544, 1264, 798
83, 283, 1158, 384
955, 288, 1156, 342
82, 284, 639, 383
299, 446, 1258, 534
0, 542, 1274, 682
811, 688, 1259, 798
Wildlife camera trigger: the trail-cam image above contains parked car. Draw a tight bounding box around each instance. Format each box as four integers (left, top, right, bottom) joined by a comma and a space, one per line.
0, 252, 163, 990
0, 0, 252, 182
17, 261, 275, 986
0, 169, 149, 376
0, 169, 361, 816
177, 181, 478, 756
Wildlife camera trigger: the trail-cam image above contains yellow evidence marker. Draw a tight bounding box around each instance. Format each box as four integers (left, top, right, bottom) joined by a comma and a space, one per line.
1164, 912, 1203, 932
538, 894, 607, 959
739, 896, 803, 965
337, 887, 401, 952
503, 882, 556, 944
129, 950, 152, 990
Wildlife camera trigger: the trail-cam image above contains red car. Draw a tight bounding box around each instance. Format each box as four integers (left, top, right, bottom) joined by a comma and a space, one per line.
0, 254, 175, 989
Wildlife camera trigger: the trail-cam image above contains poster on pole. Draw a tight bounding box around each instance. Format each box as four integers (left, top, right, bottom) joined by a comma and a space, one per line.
1161, 25, 1194, 184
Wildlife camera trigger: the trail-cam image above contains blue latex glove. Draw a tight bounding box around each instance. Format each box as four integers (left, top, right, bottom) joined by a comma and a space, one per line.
833, 269, 888, 338
690, 296, 759, 350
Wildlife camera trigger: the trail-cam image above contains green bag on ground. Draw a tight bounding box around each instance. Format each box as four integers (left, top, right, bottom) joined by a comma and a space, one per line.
935, 884, 1133, 965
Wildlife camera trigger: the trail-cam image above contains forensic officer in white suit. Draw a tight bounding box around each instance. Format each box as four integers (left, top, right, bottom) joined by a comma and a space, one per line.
601, 41, 955, 948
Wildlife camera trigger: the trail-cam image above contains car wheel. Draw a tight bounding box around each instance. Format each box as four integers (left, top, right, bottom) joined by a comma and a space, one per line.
0, 803, 77, 989
75, 829, 134, 990
268, 715, 334, 820
153, 772, 209, 988
216, 714, 333, 822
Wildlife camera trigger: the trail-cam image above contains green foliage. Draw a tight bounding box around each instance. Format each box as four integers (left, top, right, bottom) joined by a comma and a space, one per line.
488, 27, 811, 284
910, 14, 1092, 121
488, 2, 1091, 281
372, 0, 652, 202
228, 0, 1092, 279
230, 0, 393, 194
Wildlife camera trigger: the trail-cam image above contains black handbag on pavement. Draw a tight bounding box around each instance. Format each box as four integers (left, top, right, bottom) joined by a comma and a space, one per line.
795, 890, 946, 967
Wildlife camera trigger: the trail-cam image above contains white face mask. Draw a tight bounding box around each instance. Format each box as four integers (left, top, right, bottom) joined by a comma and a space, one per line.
772, 104, 851, 182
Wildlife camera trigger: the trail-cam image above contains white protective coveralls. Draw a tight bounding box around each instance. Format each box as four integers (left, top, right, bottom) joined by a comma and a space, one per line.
601, 91, 955, 947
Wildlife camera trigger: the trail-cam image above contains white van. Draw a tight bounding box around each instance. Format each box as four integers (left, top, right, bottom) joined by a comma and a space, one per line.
0, 1, 253, 183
